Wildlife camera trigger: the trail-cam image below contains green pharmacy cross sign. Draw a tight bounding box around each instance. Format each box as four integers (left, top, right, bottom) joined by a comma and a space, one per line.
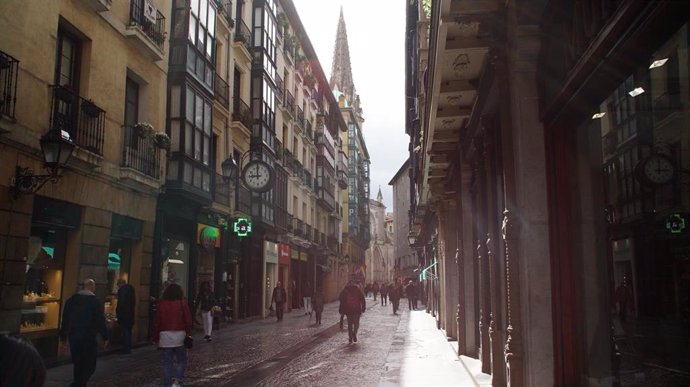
665, 214, 687, 234
233, 218, 252, 237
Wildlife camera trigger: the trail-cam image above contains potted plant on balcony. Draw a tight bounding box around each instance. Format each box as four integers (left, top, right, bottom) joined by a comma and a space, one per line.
81, 99, 101, 117
134, 122, 155, 139
152, 132, 170, 151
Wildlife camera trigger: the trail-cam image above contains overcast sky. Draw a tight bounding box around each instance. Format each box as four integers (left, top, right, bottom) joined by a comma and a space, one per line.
292, 0, 408, 210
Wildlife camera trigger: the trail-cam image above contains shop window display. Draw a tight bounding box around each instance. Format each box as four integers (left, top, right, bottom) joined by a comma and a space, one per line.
22, 228, 66, 334
104, 238, 133, 341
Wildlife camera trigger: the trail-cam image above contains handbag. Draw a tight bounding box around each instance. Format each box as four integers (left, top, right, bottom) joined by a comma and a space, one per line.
184, 335, 194, 349
179, 301, 193, 349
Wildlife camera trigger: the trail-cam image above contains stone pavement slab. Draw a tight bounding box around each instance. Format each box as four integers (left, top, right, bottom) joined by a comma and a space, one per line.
379, 309, 479, 387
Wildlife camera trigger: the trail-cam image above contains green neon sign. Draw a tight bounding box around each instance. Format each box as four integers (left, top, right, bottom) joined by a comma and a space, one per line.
665, 214, 686, 234
233, 218, 252, 237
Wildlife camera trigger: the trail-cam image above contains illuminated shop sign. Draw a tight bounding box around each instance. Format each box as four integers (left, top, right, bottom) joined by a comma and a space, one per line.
665, 214, 687, 234
233, 218, 252, 237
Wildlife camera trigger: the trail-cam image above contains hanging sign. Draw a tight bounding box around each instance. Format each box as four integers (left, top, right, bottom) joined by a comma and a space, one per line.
197, 224, 221, 250
665, 213, 687, 234
233, 218, 252, 237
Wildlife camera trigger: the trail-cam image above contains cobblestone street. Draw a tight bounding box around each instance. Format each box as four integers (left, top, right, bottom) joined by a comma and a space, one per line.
46, 297, 479, 386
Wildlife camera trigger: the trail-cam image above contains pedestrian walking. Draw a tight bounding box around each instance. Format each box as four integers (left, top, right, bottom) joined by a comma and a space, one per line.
339, 280, 366, 344
405, 280, 417, 310
194, 281, 217, 342
0, 334, 46, 387
59, 279, 109, 387
271, 281, 287, 322
380, 282, 388, 306
303, 281, 313, 317
152, 283, 193, 387
116, 278, 135, 354
364, 283, 371, 298
372, 282, 379, 301
312, 290, 324, 325
389, 280, 403, 315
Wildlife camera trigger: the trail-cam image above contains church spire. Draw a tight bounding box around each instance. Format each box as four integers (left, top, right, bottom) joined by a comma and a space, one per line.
377, 186, 383, 203
330, 7, 355, 103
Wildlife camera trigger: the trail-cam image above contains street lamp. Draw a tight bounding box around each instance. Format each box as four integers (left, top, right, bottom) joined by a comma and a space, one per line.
408, 233, 416, 246
11, 129, 75, 198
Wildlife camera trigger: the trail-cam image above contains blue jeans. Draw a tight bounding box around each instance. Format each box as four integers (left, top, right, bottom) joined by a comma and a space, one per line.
161, 346, 187, 386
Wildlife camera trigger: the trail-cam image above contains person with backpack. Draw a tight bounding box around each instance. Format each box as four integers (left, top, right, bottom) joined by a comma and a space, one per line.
339, 280, 366, 344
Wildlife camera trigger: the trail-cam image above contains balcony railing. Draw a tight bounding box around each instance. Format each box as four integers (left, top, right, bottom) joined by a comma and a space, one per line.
213, 173, 230, 206
275, 74, 284, 103
214, 73, 229, 107
285, 91, 295, 116
0, 50, 19, 118
234, 19, 252, 51
287, 214, 293, 232
337, 169, 347, 189
305, 224, 312, 241
50, 85, 105, 155
304, 170, 312, 189
129, 0, 166, 49
215, 0, 234, 27
296, 107, 304, 128
305, 121, 313, 142
237, 183, 251, 214
122, 125, 160, 178
294, 218, 304, 236
232, 98, 252, 128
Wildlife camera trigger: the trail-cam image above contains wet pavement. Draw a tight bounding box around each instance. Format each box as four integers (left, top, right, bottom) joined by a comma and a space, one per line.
46, 298, 480, 386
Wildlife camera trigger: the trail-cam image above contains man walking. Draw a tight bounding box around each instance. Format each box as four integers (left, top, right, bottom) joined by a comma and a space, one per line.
59, 279, 109, 387
339, 280, 366, 344
271, 281, 287, 322
405, 280, 417, 310
380, 282, 388, 306
116, 278, 135, 354
389, 280, 403, 315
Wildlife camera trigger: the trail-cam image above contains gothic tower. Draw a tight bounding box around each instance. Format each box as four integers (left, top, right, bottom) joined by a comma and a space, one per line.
330, 7, 355, 103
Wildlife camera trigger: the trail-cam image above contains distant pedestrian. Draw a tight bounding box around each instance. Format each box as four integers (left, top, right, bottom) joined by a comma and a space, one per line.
380, 283, 388, 306
303, 281, 313, 317
152, 283, 193, 387
194, 281, 217, 342
271, 281, 287, 322
364, 283, 371, 298
372, 282, 380, 301
389, 280, 403, 315
312, 290, 324, 325
339, 280, 366, 344
59, 279, 109, 387
405, 281, 417, 310
116, 278, 135, 354
0, 334, 46, 387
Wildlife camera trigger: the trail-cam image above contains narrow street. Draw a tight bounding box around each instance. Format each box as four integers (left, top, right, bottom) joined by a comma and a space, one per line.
46, 297, 479, 386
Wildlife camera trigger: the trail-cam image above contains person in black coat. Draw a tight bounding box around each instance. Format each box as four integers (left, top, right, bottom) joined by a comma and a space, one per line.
116, 279, 135, 354
59, 279, 109, 387
271, 281, 287, 322
339, 281, 366, 344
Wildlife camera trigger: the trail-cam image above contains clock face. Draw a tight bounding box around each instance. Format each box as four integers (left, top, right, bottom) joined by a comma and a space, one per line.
242, 160, 274, 192
643, 155, 675, 185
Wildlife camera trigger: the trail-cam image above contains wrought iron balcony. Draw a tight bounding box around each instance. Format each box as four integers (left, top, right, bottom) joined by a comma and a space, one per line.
215, 0, 234, 27
304, 170, 312, 189
294, 218, 304, 236
128, 0, 166, 49
296, 107, 304, 128
0, 50, 19, 118
234, 19, 252, 52
50, 85, 105, 155
275, 74, 284, 103
287, 213, 293, 231
232, 98, 252, 128
285, 91, 295, 116
305, 121, 313, 142
214, 73, 229, 107
121, 125, 160, 178
306, 224, 312, 241
337, 169, 347, 189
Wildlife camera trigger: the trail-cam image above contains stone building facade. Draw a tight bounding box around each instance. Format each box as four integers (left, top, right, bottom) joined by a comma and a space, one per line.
365, 189, 394, 284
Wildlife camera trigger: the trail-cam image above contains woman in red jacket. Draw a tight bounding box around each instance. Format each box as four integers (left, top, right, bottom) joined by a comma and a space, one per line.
152, 283, 192, 387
